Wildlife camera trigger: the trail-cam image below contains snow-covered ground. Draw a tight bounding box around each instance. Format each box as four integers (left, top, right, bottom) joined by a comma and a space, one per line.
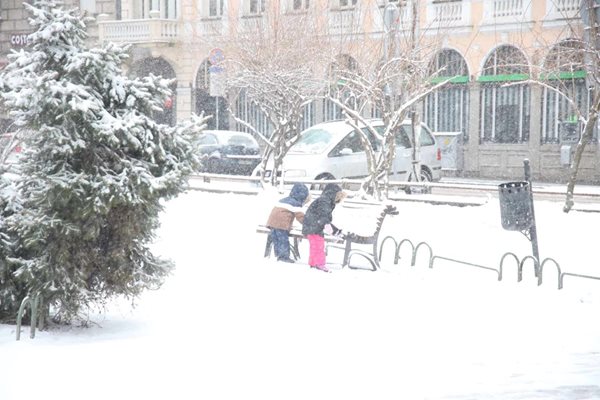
1, 188, 599, 400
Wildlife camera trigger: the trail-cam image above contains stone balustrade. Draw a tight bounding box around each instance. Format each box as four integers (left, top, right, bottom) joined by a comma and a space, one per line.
97, 14, 179, 43
427, 0, 468, 28
546, 0, 580, 20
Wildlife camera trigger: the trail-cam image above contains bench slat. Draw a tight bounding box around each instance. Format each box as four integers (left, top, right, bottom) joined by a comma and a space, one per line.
257, 225, 342, 243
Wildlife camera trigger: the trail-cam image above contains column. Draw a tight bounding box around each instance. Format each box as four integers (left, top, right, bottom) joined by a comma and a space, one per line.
465, 81, 480, 176
528, 85, 542, 179
176, 84, 193, 121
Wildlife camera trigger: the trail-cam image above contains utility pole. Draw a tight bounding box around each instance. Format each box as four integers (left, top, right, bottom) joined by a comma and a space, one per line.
410, 0, 422, 184
581, 1, 600, 44
383, 3, 399, 111
580, 0, 600, 87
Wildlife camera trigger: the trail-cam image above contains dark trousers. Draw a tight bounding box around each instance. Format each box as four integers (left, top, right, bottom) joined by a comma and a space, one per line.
271, 228, 291, 261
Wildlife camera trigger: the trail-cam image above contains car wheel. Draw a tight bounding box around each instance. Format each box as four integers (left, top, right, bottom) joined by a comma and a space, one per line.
405, 168, 433, 194
311, 174, 335, 191
420, 168, 433, 183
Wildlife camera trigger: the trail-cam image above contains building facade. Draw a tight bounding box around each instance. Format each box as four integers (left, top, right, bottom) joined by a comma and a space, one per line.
1, 0, 598, 183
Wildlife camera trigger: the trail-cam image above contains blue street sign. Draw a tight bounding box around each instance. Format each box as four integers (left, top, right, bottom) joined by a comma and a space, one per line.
209, 48, 225, 65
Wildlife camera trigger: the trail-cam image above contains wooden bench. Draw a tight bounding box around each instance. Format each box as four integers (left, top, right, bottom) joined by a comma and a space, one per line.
326, 204, 398, 271
257, 204, 398, 270
257, 225, 342, 261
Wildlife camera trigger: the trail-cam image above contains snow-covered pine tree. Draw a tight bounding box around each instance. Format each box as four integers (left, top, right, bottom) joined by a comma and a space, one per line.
0, 0, 206, 323
0, 167, 23, 323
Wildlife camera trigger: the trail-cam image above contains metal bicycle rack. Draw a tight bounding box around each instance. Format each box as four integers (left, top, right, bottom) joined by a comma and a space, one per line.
379, 236, 502, 279
345, 161, 600, 290
377, 236, 595, 290
16, 293, 44, 341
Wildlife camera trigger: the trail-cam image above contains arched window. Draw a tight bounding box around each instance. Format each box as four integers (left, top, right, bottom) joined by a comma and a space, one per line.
234, 89, 272, 136
300, 102, 316, 131
479, 45, 530, 143
129, 57, 177, 126
541, 39, 590, 144
424, 49, 469, 141
195, 59, 229, 130
323, 54, 360, 122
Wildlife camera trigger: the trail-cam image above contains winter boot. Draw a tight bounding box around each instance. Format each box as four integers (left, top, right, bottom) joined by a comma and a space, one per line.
278, 257, 295, 263
311, 264, 330, 273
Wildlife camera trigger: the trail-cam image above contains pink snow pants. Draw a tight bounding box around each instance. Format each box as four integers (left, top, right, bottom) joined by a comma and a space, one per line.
307, 234, 326, 267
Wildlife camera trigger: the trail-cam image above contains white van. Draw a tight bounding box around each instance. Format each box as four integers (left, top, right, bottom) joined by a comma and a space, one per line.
257, 119, 442, 183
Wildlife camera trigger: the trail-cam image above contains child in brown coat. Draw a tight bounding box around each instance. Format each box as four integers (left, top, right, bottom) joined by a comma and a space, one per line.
266, 183, 310, 263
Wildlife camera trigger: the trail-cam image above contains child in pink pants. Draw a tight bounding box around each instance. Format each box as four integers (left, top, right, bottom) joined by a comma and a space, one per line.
307, 234, 326, 268
301, 183, 345, 272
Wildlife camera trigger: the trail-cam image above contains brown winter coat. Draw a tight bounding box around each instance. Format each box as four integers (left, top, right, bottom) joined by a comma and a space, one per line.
266, 203, 305, 231
266, 183, 309, 231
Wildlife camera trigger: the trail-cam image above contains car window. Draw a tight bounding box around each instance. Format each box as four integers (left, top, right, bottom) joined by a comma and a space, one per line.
396, 126, 413, 148
395, 124, 435, 147
333, 130, 364, 155
419, 126, 435, 146
228, 135, 256, 147
361, 126, 382, 151
290, 128, 333, 154
198, 134, 217, 145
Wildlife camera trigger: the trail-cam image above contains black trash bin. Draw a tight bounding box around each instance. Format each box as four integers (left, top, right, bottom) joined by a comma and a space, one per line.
498, 181, 533, 231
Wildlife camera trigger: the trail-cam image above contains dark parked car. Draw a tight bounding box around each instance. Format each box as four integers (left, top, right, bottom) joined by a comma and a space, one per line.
197, 130, 262, 175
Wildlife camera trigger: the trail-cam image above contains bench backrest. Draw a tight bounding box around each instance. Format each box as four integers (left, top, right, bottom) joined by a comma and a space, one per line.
373, 205, 399, 239
344, 204, 398, 244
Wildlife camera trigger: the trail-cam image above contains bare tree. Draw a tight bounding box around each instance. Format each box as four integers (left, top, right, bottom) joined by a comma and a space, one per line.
562, 0, 600, 212
515, 1, 599, 212
327, 3, 446, 199
222, 10, 331, 186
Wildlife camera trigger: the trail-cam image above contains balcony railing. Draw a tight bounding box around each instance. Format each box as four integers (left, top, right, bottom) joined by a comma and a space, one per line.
482, 0, 531, 25
98, 15, 179, 44
239, 15, 266, 33
492, 0, 523, 18
197, 18, 225, 36
426, 0, 469, 28
371, 1, 413, 33
328, 8, 362, 35
546, 0, 579, 20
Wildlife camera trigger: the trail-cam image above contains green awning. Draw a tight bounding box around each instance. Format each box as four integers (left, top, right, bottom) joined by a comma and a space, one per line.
477, 73, 529, 83
430, 75, 469, 84
540, 70, 587, 80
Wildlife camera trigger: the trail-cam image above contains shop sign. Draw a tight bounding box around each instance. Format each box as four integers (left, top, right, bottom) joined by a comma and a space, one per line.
10, 34, 30, 47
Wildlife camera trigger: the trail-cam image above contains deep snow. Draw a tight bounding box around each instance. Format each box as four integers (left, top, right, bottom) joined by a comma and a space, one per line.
1, 187, 599, 400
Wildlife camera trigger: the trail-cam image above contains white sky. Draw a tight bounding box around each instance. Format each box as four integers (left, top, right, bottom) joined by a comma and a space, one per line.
1, 187, 599, 400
